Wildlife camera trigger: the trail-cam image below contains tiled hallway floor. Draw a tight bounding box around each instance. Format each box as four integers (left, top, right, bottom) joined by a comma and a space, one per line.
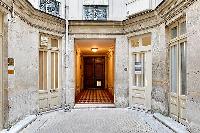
75, 89, 114, 104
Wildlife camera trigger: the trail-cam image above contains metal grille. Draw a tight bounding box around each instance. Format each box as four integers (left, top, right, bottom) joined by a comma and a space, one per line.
84, 5, 108, 20
40, 0, 60, 17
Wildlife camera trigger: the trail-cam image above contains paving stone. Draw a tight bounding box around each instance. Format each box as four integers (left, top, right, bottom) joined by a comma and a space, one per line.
21, 108, 174, 133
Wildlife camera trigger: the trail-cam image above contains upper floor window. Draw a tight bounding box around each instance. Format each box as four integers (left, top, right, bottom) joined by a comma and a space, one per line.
84, 5, 108, 20
40, 0, 60, 17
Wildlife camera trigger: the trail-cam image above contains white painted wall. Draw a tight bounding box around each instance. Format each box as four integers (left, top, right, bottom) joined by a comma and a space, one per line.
126, 0, 164, 17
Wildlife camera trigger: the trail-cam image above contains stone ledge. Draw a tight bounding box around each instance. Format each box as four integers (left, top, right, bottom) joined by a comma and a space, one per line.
1, 115, 37, 133
153, 113, 189, 133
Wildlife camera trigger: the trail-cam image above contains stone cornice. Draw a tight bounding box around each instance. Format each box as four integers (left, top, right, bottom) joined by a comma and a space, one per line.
2, 0, 66, 35
69, 20, 123, 26
0, 0, 12, 12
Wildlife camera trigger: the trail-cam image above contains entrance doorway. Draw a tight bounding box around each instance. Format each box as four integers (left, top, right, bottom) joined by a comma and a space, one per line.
75, 39, 115, 104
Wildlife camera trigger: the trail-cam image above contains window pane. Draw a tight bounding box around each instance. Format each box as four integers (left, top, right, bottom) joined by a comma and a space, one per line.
43, 51, 47, 90
142, 36, 151, 46
131, 38, 139, 48
180, 42, 187, 95
133, 53, 145, 87
51, 39, 58, 48
171, 26, 177, 39
55, 53, 58, 89
51, 52, 55, 89
171, 46, 177, 93
180, 22, 186, 35
39, 51, 44, 90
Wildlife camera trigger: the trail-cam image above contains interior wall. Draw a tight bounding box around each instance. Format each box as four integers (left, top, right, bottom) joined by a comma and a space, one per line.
107, 50, 114, 96
75, 49, 82, 96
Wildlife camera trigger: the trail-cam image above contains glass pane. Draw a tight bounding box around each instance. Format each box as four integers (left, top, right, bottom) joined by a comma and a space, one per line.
133, 53, 145, 87
180, 42, 187, 95
55, 53, 58, 89
171, 26, 177, 39
39, 51, 43, 90
51, 52, 55, 89
0, 13, 3, 34
180, 22, 186, 35
131, 38, 139, 48
142, 36, 151, 46
133, 54, 136, 86
51, 38, 58, 48
171, 46, 177, 93
44, 52, 47, 90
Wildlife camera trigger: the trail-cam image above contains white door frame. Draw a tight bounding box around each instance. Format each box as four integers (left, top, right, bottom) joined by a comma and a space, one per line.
128, 34, 152, 110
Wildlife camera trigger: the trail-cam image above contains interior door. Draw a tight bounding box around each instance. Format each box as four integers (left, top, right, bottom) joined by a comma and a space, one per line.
170, 42, 187, 123
84, 57, 105, 89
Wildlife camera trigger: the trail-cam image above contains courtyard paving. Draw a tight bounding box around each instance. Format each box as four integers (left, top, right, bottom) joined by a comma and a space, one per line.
21, 108, 174, 133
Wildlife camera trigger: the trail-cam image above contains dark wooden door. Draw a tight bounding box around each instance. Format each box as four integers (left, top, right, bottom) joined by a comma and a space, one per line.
84, 57, 105, 89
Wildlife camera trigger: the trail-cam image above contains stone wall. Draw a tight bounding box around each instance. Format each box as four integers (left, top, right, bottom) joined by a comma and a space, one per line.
7, 15, 39, 126
186, 1, 200, 132
151, 23, 169, 115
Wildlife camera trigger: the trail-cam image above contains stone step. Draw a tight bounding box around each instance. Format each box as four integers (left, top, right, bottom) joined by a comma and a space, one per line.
153, 113, 189, 133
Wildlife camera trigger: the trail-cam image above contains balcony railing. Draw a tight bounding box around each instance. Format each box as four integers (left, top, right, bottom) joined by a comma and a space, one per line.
84, 5, 108, 20
40, 0, 60, 17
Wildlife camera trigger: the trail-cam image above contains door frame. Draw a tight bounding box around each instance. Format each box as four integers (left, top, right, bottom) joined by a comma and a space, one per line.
128, 33, 152, 110
168, 18, 187, 124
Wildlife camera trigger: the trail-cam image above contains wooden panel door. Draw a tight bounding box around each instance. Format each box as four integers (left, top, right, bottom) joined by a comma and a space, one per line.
38, 37, 61, 112
95, 57, 105, 88
84, 57, 105, 89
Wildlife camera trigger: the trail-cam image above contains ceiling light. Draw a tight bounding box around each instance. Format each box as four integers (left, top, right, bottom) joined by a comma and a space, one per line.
91, 48, 98, 53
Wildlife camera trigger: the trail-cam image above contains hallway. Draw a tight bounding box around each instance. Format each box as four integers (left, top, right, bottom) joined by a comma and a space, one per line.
75, 89, 114, 104
21, 108, 173, 133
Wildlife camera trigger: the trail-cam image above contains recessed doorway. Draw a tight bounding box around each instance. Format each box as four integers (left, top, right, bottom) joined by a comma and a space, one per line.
75, 39, 115, 104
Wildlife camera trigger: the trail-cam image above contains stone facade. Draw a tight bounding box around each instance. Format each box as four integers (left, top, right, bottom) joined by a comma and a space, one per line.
0, 0, 200, 132
0, 0, 66, 128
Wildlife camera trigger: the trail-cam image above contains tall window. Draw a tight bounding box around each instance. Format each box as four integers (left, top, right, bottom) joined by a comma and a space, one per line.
40, 0, 60, 17
39, 36, 60, 90
84, 5, 108, 20
169, 19, 187, 95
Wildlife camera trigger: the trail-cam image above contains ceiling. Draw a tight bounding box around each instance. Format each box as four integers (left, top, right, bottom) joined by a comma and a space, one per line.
75, 39, 115, 55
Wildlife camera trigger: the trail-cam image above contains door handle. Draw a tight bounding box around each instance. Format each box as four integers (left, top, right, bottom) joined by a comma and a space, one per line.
50, 90, 56, 93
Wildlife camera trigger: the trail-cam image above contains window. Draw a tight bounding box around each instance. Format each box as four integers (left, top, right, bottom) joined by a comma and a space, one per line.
169, 20, 187, 95
171, 26, 178, 39
40, 0, 60, 17
39, 35, 60, 90
180, 42, 187, 95
84, 5, 108, 20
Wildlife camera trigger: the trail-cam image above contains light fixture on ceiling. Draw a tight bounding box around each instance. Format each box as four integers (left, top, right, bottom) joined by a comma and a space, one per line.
91, 48, 98, 53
